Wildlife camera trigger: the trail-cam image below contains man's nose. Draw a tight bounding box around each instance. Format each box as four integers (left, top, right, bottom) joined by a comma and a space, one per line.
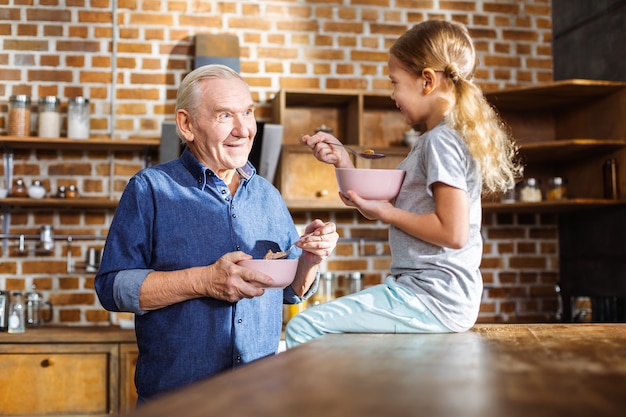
233, 115, 251, 137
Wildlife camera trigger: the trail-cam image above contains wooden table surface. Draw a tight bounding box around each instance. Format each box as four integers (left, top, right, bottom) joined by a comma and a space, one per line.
123, 324, 626, 417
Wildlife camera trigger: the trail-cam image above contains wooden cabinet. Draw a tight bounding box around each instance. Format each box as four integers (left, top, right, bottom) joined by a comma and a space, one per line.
483, 79, 626, 212
271, 89, 410, 210
0, 327, 137, 416
272, 80, 626, 212
119, 342, 139, 414
271, 88, 407, 148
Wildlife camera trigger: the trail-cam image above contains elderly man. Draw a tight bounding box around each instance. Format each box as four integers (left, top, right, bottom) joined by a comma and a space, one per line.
95, 64, 338, 402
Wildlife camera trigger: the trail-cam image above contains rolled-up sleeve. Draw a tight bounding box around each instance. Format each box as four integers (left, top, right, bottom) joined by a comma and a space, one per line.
113, 269, 153, 314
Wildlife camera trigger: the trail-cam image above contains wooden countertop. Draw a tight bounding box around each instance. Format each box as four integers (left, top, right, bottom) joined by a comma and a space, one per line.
124, 324, 626, 417
0, 326, 136, 344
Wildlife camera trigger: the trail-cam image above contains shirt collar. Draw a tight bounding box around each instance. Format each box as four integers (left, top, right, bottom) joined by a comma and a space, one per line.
179, 147, 256, 189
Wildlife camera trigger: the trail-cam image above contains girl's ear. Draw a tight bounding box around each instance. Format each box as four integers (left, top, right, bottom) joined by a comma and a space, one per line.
421, 68, 437, 94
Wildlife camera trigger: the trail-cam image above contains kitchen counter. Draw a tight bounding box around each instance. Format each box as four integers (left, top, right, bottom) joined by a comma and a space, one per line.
0, 325, 136, 344
123, 323, 626, 417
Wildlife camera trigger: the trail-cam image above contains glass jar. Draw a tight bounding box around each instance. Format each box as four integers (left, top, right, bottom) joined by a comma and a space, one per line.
348, 272, 363, 294
519, 178, 542, 202
7, 95, 31, 137
38, 96, 61, 138
67, 96, 90, 139
309, 272, 336, 306
546, 177, 567, 201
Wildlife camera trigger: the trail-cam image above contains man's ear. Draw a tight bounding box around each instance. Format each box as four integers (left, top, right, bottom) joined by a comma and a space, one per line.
421, 68, 437, 94
176, 110, 194, 143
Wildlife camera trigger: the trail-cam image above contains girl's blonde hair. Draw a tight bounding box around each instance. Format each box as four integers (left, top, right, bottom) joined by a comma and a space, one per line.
390, 20, 522, 194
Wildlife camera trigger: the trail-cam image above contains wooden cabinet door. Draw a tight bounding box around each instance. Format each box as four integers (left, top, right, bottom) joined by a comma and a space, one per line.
0, 343, 118, 416
276, 145, 346, 210
119, 343, 139, 414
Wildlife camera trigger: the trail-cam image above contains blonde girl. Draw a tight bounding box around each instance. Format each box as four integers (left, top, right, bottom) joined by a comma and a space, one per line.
285, 20, 522, 348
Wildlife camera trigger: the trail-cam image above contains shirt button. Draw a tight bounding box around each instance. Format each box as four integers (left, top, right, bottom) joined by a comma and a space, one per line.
221, 189, 226, 194
232, 214, 237, 218
236, 246, 241, 251
237, 318, 242, 324
236, 355, 242, 362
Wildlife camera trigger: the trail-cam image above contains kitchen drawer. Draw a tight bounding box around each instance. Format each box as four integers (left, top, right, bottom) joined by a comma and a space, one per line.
0, 343, 118, 416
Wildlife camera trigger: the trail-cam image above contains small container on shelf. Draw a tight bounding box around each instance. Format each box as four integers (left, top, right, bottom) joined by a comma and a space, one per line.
56, 185, 67, 199
501, 187, 516, 203
37, 96, 61, 138
67, 96, 90, 139
7, 95, 31, 137
546, 177, 567, 201
10, 178, 28, 198
27, 180, 47, 199
66, 184, 79, 199
519, 178, 542, 202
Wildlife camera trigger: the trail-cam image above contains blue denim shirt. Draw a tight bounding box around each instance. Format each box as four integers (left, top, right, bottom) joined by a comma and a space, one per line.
95, 148, 314, 400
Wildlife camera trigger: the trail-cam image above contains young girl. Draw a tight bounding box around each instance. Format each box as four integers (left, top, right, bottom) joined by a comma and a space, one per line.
285, 20, 522, 348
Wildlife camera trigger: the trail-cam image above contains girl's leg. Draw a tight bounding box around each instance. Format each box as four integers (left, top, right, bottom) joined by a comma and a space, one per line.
285, 276, 450, 348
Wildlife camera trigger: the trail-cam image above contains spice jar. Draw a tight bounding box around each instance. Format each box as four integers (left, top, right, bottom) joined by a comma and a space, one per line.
519, 178, 542, 202
27, 180, 46, 199
546, 177, 567, 200
66, 184, 79, 199
38, 96, 61, 138
11, 179, 28, 197
56, 185, 67, 199
7, 95, 31, 137
67, 96, 90, 139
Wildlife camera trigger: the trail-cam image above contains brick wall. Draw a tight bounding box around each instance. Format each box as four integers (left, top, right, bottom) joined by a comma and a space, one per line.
0, 0, 559, 326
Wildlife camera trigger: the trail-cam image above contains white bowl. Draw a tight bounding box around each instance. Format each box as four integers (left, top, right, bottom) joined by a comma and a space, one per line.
239, 259, 299, 289
335, 168, 405, 200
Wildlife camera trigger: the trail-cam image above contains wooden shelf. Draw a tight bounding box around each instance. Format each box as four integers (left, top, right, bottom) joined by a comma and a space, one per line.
518, 139, 626, 163
0, 135, 159, 151
484, 79, 626, 111
0, 197, 118, 209
483, 198, 626, 213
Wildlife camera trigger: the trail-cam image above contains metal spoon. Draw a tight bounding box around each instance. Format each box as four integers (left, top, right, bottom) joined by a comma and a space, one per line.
263, 232, 316, 260
330, 143, 386, 159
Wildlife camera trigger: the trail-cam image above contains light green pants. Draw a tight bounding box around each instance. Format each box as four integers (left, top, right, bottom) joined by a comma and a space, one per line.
285, 276, 452, 349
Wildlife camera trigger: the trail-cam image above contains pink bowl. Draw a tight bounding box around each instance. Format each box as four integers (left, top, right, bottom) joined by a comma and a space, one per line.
239, 259, 298, 289
335, 168, 405, 200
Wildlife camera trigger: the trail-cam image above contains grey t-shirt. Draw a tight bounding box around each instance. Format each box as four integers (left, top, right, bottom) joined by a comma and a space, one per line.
391, 121, 483, 332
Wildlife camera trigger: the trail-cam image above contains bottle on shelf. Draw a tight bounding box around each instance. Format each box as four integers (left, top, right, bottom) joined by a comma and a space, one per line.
0, 291, 9, 331
8, 291, 26, 334
603, 159, 619, 199
348, 272, 362, 294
